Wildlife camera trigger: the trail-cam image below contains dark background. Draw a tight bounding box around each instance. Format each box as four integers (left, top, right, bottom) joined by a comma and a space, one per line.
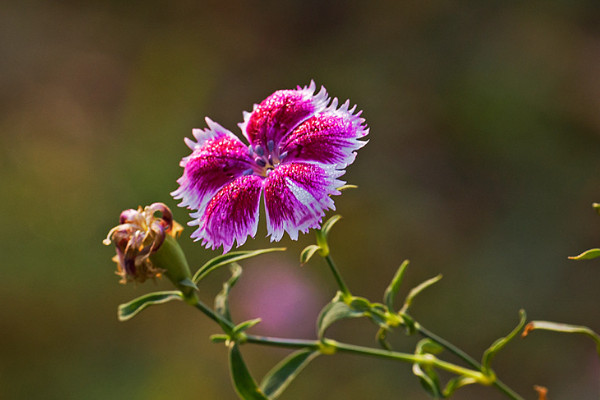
2, 1, 600, 399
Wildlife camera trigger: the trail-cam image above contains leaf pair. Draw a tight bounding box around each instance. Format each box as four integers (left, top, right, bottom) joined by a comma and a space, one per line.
300, 215, 342, 264
117, 248, 285, 322
383, 260, 442, 315
229, 344, 319, 400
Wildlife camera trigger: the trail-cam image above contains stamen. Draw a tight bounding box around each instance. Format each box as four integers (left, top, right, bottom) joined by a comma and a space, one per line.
255, 158, 266, 167
279, 151, 288, 162
267, 140, 275, 152
248, 146, 254, 157
255, 145, 264, 156
242, 168, 254, 176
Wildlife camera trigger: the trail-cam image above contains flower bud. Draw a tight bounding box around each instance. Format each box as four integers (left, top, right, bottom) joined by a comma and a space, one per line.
104, 203, 197, 300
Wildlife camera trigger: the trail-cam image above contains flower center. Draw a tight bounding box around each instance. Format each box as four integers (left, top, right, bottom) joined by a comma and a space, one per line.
248, 140, 289, 177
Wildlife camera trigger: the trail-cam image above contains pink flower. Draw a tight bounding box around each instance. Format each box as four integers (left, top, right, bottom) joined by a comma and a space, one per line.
172, 82, 368, 253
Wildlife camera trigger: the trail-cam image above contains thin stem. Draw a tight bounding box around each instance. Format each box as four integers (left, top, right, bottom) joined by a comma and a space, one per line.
415, 322, 525, 400
194, 299, 235, 332
415, 322, 480, 368
245, 334, 489, 383
194, 295, 523, 399
245, 334, 318, 350
324, 254, 351, 298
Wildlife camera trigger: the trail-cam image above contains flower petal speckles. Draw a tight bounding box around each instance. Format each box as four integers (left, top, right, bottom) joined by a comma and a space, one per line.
190, 175, 263, 253
172, 118, 253, 213
173, 81, 368, 253
264, 162, 343, 242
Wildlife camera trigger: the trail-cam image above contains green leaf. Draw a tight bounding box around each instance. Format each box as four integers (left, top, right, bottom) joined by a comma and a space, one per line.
215, 263, 243, 322
523, 320, 600, 356
413, 363, 442, 399
337, 184, 358, 191
320, 214, 342, 238
400, 274, 442, 314
383, 260, 410, 311
229, 343, 269, 400
481, 310, 527, 375
193, 248, 286, 284
348, 296, 371, 312
118, 291, 183, 321
415, 338, 444, 356
233, 318, 262, 335
377, 327, 392, 350
210, 334, 229, 343
259, 349, 320, 399
443, 376, 477, 397
317, 296, 366, 338
413, 339, 444, 398
300, 245, 321, 265
178, 277, 198, 290
568, 248, 600, 260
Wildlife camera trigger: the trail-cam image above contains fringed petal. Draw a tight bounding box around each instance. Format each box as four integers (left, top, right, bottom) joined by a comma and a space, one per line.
172, 118, 254, 215
279, 98, 369, 169
238, 81, 329, 148
264, 162, 344, 242
190, 175, 263, 253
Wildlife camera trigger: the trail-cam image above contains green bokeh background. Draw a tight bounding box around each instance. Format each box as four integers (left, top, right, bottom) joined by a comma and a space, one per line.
2, 1, 600, 399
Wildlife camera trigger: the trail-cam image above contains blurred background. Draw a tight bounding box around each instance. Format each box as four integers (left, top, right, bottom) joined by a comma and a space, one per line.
2, 1, 600, 399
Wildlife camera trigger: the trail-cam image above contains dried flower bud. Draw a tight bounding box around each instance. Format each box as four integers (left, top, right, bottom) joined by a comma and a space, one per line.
103, 203, 183, 284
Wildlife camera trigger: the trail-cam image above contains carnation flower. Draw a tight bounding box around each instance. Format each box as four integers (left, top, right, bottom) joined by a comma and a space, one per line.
172, 82, 368, 253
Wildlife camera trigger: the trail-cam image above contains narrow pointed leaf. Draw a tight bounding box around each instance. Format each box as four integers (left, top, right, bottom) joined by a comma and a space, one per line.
193, 248, 286, 284
377, 327, 392, 350
522, 320, 600, 356
317, 299, 366, 338
413, 339, 444, 398
416, 338, 444, 356
178, 277, 198, 289
321, 214, 342, 238
568, 248, 600, 260
300, 245, 321, 265
215, 263, 243, 322
260, 349, 320, 399
118, 291, 183, 321
233, 318, 262, 335
413, 363, 442, 399
383, 260, 410, 311
337, 184, 358, 191
443, 376, 477, 397
400, 274, 442, 314
481, 310, 527, 374
229, 343, 269, 400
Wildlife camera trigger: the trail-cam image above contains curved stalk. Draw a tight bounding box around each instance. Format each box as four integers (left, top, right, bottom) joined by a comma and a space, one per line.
245, 334, 490, 384
324, 254, 351, 298
415, 322, 524, 400
320, 253, 525, 399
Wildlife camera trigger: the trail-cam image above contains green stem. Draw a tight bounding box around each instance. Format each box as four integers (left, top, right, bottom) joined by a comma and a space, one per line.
194, 299, 235, 333
415, 322, 524, 400
193, 295, 523, 399
245, 334, 489, 383
324, 254, 351, 298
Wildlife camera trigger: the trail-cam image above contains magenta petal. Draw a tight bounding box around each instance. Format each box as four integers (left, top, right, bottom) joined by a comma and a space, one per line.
172, 118, 254, 215
279, 98, 369, 168
264, 162, 344, 242
239, 81, 329, 148
190, 175, 263, 253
